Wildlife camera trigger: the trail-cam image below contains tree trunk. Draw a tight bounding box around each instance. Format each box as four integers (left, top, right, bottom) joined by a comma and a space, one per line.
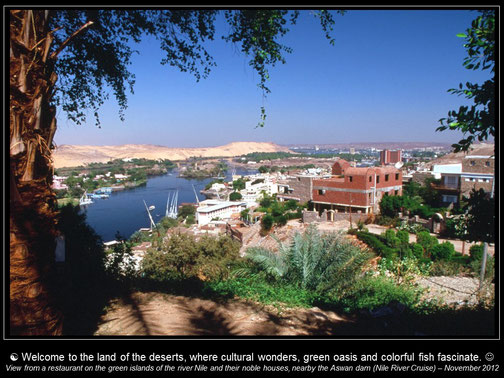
9, 9, 62, 335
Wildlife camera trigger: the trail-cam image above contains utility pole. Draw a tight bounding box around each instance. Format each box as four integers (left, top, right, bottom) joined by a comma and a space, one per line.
479, 180, 494, 290
349, 192, 353, 229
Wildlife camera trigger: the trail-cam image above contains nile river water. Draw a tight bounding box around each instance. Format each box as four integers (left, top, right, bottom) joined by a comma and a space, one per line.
81, 166, 255, 242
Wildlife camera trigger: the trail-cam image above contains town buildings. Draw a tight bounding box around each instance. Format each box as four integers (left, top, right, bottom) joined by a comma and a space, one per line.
196, 199, 247, 226
51, 175, 68, 190
239, 174, 278, 205
431, 155, 495, 205
380, 149, 402, 165
312, 160, 403, 214
277, 175, 315, 204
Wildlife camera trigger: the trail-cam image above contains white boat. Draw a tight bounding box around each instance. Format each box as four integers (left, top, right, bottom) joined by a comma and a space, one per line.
148, 205, 155, 211
79, 191, 93, 206
166, 190, 178, 219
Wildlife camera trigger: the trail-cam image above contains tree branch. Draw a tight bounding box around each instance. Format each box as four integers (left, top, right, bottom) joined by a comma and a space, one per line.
50, 20, 94, 60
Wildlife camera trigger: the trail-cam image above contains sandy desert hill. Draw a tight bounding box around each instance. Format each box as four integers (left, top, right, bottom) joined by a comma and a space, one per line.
52, 141, 292, 168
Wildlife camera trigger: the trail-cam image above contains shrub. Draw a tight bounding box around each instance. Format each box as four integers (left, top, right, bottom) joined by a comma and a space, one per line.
283, 199, 297, 211
259, 195, 273, 208
340, 275, 422, 312
396, 230, 410, 246
470, 255, 495, 281
411, 243, 425, 259
141, 233, 240, 282
383, 229, 400, 248
178, 204, 196, 218
379, 195, 403, 218
274, 214, 288, 226
261, 214, 274, 232
416, 231, 438, 256
430, 259, 469, 276
430, 241, 455, 261
229, 191, 242, 201
376, 215, 400, 227
355, 231, 397, 259
469, 244, 484, 261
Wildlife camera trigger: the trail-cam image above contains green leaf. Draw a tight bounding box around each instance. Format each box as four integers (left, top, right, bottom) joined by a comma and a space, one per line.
456, 33, 467, 38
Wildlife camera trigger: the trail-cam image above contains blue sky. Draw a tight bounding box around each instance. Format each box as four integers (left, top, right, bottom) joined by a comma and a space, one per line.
54, 8, 493, 148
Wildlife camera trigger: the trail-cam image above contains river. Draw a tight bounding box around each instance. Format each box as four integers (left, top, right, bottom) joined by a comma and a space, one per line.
81, 166, 256, 242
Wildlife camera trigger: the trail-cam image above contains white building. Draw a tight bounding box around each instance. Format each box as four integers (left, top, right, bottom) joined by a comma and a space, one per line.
51, 175, 68, 190
196, 200, 247, 226
114, 173, 130, 180
238, 174, 278, 205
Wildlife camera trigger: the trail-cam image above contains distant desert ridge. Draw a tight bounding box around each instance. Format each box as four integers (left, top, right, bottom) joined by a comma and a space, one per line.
52, 141, 291, 168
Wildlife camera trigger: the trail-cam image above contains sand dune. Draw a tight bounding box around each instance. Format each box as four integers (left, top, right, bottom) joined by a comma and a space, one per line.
52, 141, 291, 168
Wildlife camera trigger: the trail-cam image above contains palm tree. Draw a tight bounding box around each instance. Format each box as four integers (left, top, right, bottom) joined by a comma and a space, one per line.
10, 10, 65, 335
245, 226, 372, 297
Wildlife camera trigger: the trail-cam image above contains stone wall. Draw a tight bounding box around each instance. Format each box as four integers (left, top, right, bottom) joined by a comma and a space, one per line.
302, 210, 327, 223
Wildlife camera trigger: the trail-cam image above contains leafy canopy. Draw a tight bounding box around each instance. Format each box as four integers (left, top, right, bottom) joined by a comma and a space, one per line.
48, 9, 343, 127
437, 10, 495, 152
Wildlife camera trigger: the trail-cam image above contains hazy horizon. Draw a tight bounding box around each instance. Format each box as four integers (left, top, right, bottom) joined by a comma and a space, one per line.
55, 139, 472, 149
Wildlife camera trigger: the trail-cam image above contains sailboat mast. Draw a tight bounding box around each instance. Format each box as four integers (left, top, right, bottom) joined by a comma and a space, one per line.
144, 200, 156, 230
192, 184, 200, 205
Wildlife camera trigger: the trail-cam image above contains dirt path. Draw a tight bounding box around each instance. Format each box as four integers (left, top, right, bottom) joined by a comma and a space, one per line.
94, 293, 358, 336
93, 279, 494, 337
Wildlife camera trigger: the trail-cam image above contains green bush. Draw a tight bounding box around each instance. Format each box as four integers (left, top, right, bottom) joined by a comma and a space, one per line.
396, 230, 410, 246
429, 259, 469, 277
379, 195, 404, 218
274, 214, 288, 226
430, 241, 455, 261
340, 275, 422, 312
355, 231, 397, 259
261, 214, 274, 232
284, 199, 298, 211
229, 191, 243, 201
178, 204, 196, 219
206, 277, 321, 309
411, 243, 425, 259
470, 255, 495, 281
469, 244, 484, 261
141, 233, 240, 282
416, 231, 438, 256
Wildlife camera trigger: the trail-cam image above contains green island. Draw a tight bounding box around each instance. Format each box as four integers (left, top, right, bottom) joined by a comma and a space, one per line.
54, 158, 176, 206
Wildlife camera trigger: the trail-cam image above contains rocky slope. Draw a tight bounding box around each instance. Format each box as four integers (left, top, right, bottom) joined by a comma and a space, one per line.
52, 141, 291, 168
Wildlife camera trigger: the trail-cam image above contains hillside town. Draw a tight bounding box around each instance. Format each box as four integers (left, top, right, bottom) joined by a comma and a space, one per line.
85, 143, 495, 280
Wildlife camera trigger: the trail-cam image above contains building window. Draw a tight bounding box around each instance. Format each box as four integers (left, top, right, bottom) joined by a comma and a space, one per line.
395, 173, 399, 180
442, 195, 458, 204
376, 176, 380, 184
348, 176, 353, 182
318, 189, 326, 195
470, 161, 476, 166
385, 174, 389, 182
485, 161, 491, 167
369, 176, 372, 182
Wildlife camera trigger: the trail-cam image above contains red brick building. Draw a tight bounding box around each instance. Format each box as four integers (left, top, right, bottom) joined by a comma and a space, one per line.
312, 160, 403, 215
380, 149, 402, 165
